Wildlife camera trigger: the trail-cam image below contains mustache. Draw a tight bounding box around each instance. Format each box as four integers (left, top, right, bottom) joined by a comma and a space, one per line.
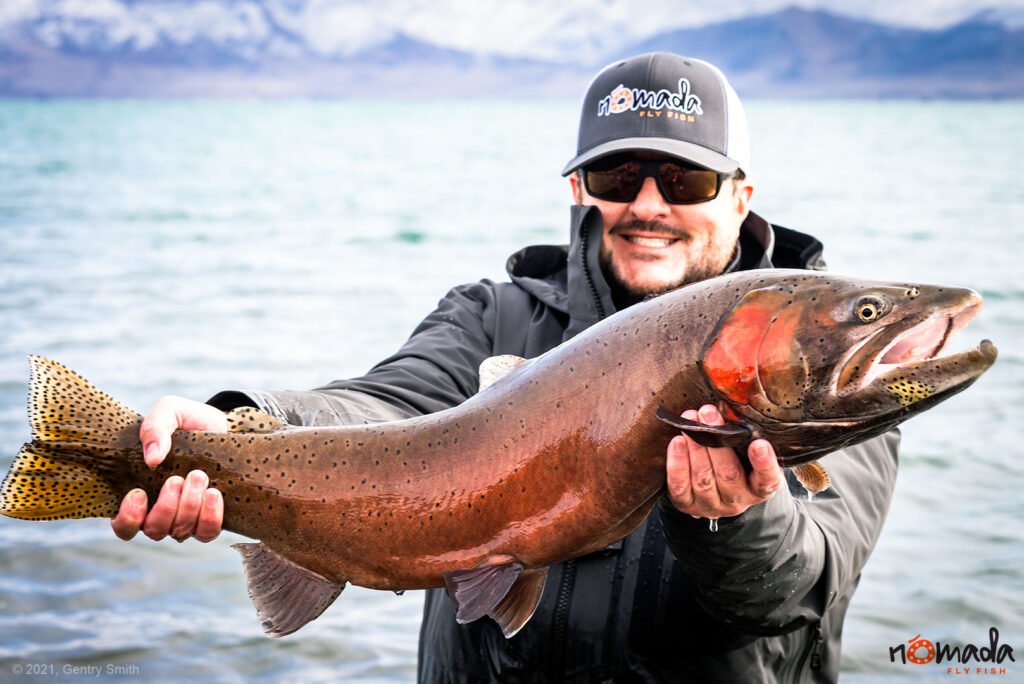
609, 220, 692, 242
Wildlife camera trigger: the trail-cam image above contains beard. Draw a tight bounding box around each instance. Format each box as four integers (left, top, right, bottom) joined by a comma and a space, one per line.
599, 219, 738, 306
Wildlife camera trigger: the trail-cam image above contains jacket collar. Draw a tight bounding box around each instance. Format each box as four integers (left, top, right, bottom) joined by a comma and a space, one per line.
506, 207, 778, 337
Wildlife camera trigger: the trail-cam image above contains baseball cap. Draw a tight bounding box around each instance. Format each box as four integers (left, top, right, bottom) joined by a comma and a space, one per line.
562, 52, 750, 177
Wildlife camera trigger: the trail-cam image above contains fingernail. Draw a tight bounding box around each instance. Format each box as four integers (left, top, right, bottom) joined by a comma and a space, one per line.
699, 405, 717, 422
143, 442, 159, 466
750, 441, 770, 461
128, 489, 146, 507
189, 471, 204, 485
206, 489, 220, 508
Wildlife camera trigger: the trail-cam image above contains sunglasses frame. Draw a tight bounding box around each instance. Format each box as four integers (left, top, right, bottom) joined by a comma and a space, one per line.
582, 157, 729, 205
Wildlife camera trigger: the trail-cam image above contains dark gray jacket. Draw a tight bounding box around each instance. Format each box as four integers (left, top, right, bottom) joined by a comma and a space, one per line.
210, 206, 899, 683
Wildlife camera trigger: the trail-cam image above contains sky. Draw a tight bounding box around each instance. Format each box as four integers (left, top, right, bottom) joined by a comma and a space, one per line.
1, 0, 1023, 64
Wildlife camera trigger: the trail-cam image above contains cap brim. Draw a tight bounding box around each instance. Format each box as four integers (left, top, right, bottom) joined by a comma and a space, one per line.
561, 137, 740, 176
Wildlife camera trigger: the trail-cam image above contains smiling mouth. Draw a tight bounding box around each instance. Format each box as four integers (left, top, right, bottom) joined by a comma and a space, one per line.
621, 235, 680, 248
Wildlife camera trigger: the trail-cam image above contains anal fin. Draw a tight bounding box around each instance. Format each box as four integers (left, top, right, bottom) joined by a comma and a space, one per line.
793, 460, 831, 495
233, 542, 344, 637
488, 566, 548, 638
443, 557, 522, 624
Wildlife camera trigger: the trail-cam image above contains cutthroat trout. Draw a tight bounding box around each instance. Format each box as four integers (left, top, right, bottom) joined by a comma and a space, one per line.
0, 270, 997, 638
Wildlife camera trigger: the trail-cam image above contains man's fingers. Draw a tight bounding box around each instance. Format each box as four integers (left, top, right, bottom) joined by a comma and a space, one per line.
170, 470, 209, 542
139, 409, 176, 468
193, 489, 224, 543
697, 404, 725, 427
665, 436, 693, 510
141, 476, 184, 541
110, 489, 148, 541
747, 439, 784, 499
139, 397, 229, 469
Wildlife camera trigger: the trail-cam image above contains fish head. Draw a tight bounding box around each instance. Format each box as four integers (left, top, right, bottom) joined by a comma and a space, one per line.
699, 273, 997, 465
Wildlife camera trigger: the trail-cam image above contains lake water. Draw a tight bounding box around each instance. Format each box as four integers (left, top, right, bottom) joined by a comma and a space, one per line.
0, 99, 1021, 682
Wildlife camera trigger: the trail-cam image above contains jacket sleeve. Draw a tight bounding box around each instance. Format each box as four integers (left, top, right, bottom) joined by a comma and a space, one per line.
208, 282, 500, 426
658, 430, 900, 635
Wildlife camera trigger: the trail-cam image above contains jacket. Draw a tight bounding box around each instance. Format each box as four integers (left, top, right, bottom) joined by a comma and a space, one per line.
209, 205, 899, 683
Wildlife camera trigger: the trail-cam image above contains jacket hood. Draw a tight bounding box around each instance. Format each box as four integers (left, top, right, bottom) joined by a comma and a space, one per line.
506, 206, 780, 339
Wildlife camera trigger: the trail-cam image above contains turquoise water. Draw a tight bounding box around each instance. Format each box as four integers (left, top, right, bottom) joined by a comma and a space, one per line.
0, 100, 1022, 682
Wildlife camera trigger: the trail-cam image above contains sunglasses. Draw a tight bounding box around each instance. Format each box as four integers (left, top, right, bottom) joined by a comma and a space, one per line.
582, 157, 729, 205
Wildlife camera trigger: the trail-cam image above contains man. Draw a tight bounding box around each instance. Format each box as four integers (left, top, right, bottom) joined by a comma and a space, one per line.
111, 53, 898, 682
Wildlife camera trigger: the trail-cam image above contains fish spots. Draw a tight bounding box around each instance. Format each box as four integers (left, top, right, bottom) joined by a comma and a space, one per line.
888, 377, 935, 406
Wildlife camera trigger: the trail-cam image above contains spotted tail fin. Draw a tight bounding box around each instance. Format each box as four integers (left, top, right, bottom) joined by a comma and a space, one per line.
0, 356, 142, 520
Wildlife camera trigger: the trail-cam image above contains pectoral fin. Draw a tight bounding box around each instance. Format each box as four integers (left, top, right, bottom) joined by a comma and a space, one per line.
443, 557, 523, 624
488, 567, 548, 638
233, 542, 344, 638
655, 406, 752, 449
793, 461, 831, 495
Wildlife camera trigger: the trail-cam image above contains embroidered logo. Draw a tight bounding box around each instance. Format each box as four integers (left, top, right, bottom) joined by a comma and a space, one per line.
597, 79, 703, 117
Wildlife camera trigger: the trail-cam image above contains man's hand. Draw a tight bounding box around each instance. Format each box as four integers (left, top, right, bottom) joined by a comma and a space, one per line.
666, 404, 784, 519
111, 396, 229, 543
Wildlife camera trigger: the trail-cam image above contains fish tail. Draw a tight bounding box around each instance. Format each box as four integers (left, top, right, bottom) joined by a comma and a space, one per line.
0, 356, 142, 520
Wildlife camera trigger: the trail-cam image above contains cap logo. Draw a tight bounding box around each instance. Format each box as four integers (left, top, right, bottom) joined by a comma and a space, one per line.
597, 78, 703, 118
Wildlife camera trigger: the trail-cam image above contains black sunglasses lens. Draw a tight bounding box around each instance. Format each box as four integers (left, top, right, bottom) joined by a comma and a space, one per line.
658, 164, 721, 203
585, 162, 643, 202
584, 159, 723, 204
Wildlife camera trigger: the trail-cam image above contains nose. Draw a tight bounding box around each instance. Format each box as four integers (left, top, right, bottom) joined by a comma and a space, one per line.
630, 176, 670, 221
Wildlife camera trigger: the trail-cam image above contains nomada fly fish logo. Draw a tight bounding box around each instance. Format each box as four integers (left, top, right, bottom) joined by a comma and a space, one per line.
597, 79, 703, 118
889, 627, 1014, 674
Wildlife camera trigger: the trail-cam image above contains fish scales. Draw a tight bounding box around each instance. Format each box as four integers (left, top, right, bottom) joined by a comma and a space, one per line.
1, 270, 997, 638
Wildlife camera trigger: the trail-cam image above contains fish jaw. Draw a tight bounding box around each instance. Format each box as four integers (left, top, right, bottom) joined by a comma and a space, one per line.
831, 287, 996, 411
698, 276, 997, 466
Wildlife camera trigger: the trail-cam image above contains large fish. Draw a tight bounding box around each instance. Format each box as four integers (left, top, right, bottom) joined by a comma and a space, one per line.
0, 270, 997, 639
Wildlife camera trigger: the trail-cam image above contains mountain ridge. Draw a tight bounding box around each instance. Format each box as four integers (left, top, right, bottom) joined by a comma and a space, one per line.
1, 6, 1021, 98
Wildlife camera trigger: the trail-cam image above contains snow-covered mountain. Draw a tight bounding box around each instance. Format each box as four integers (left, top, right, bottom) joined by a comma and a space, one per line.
1, 2, 1021, 97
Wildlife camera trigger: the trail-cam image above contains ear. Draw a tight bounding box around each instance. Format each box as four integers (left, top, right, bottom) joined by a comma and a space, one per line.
733, 178, 753, 221
569, 172, 584, 205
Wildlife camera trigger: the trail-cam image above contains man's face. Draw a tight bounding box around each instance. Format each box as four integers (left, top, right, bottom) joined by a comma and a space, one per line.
570, 153, 753, 299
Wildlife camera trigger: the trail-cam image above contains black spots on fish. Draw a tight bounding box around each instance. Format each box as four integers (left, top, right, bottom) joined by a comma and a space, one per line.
887, 376, 935, 406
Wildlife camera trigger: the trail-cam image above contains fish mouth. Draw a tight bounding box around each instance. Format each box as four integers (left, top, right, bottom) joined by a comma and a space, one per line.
836, 293, 995, 397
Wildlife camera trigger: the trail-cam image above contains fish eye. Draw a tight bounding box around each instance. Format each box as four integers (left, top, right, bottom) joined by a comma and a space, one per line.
854, 296, 887, 323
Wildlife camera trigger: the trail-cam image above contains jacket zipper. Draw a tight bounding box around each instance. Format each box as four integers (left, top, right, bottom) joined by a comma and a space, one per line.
547, 218, 607, 679
797, 620, 824, 677
547, 558, 577, 680
578, 216, 607, 321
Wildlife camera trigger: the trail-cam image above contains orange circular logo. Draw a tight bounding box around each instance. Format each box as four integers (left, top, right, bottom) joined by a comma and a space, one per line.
608, 86, 633, 113
906, 634, 936, 665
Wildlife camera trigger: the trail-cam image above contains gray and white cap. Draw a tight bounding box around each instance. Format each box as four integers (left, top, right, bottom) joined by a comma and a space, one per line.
562, 52, 750, 176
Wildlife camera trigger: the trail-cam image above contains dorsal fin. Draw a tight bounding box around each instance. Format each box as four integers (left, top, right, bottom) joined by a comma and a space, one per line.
478, 355, 529, 392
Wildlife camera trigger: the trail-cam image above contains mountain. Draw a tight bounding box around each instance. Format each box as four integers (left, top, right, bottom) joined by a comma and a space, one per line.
622, 7, 1024, 98
0, 5, 1021, 98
